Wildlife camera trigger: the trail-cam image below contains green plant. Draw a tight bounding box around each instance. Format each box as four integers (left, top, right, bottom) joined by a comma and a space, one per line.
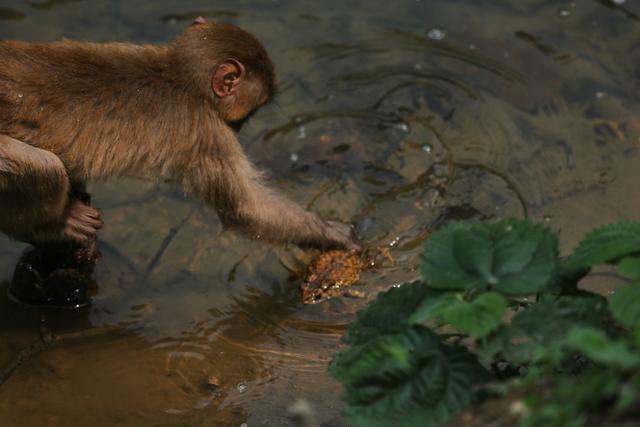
329, 219, 640, 427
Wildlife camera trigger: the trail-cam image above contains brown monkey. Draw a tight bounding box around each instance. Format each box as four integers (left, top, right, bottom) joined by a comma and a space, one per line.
0, 20, 360, 252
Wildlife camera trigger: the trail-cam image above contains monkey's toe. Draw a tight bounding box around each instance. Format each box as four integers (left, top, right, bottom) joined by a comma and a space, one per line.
63, 201, 103, 242
324, 221, 362, 252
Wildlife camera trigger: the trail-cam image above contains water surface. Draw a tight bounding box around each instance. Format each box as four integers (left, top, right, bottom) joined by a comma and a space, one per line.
1, 1, 639, 426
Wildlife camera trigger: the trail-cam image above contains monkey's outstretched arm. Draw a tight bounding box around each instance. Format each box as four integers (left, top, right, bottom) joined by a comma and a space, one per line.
226, 168, 359, 250
185, 136, 360, 251
0, 135, 102, 243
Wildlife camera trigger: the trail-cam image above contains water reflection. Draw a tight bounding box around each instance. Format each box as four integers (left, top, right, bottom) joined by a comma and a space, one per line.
24, 0, 84, 11
594, 0, 639, 21
1, 0, 640, 425
514, 30, 574, 62
160, 10, 240, 24
0, 7, 24, 20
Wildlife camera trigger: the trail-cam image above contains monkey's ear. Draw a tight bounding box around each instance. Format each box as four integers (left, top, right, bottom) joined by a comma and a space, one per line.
191, 16, 207, 25
212, 59, 245, 98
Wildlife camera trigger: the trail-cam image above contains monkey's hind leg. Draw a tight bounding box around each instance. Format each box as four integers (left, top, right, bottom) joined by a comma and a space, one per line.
0, 135, 100, 307
0, 134, 102, 243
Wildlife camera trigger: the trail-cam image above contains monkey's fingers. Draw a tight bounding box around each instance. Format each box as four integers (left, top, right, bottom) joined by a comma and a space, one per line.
65, 221, 99, 240
73, 211, 103, 230
82, 215, 103, 229
74, 222, 99, 235
84, 208, 102, 221
324, 221, 362, 253
347, 224, 362, 253
345, 240, 363, 253
72, 202, 102, 220
67, 202, 103, 226
64, 229, 92, 243
62, 206, 103, 243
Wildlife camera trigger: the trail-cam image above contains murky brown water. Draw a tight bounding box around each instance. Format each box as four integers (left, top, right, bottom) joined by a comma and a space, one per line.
1, 1, 639, 426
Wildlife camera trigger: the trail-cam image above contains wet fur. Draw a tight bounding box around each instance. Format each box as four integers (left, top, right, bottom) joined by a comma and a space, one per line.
0, 135, 69, 241
0, 23, 357, 249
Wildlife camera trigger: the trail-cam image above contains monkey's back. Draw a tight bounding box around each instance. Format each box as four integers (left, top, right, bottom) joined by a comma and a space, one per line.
0, 40, 217, 181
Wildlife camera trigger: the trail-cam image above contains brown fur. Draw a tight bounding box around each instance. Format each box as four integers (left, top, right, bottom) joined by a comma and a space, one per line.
0, 134, 103, 242
0, 21, 358, 250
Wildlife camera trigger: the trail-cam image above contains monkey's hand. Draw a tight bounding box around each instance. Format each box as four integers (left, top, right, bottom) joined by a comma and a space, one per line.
62, 200, 103, 243
322, 220, 362, 252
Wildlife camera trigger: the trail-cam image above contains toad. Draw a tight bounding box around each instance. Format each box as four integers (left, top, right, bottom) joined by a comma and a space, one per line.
300, 247, 393, 304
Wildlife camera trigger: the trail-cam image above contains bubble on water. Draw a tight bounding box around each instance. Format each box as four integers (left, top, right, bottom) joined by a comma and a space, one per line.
421, 144, 433, 153
17, 93, 23, 98
427, 27, 446, 41
595, 91, 605, 99
395, 123, 409, 133
433, 163, 449, 176
297, 126, 306, 139
613, 0, 626, 4
468, 43, 476, 50
414, 63, 423, 70
389, 236, 401, 247
558, 7, 571, 18
290, 153, 299, 162
543, 215, 552, 223
240, 424, 248, 427
236, 382, 248, 393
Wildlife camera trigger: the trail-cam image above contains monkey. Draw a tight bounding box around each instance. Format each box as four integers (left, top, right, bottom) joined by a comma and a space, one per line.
0, 19, 360, 253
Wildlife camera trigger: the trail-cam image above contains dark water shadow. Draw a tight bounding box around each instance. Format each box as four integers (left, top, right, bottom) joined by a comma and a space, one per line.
593, 0, 639, 21
24, 0, 84, 10
0, 7, 24, 20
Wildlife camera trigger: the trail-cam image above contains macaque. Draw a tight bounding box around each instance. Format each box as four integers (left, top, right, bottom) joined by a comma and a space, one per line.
0, 19, 360, 252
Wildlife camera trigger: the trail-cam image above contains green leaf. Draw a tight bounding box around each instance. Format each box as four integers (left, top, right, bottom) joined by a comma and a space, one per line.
490, 294, 609, 364
422, 219, 558, 295
616, 371, 640, 411
563, 222, 640, 270
410, 292, 507, 337
342, 281, 434, 346
409, 292, 458, 324
441, 292, 507, 337
520, 369, 621, 427
565, 327, 640, 369
330, 327, 488, 427
609, 284, 640, 328
618, 257, 640, 280
549, 263, 589, 292
634, 326, 640, 349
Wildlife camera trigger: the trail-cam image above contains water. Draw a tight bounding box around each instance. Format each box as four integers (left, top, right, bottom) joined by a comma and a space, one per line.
1, 1, 639, 425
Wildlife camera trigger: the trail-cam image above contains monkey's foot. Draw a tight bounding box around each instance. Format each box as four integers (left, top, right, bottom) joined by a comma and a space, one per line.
63, 201, 103, 243
8, 243, 98, 308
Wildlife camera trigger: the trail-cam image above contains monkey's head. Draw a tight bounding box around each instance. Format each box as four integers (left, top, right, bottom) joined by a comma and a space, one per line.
175, 20, 276, 128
